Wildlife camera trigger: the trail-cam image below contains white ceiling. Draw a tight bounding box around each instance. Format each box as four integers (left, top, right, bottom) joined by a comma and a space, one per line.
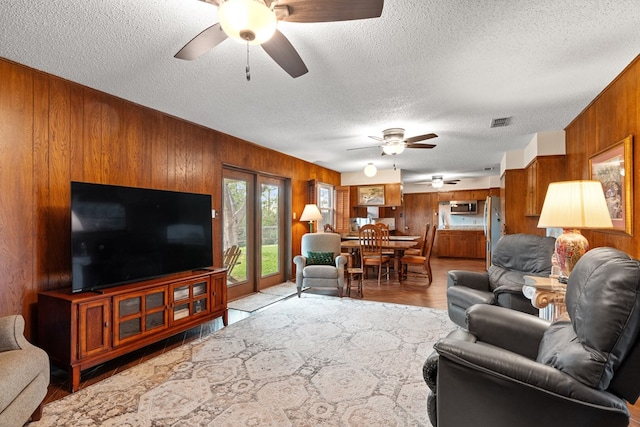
1, 0, 639, 184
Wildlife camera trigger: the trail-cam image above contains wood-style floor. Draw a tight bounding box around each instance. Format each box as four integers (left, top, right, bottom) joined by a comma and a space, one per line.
42, 257, 640, 425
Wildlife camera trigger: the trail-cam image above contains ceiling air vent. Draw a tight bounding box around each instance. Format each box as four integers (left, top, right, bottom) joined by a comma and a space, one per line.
491, 117, 511, 128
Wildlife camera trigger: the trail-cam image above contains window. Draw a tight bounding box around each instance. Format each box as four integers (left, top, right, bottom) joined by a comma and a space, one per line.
317, 183, 334, 228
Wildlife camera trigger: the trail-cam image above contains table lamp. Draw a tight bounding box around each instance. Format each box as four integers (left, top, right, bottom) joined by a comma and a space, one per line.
300, 204, 323, 233
537, 180, 613, 278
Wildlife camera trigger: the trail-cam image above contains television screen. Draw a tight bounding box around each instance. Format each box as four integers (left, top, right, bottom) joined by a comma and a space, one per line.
71, 182, 213, 293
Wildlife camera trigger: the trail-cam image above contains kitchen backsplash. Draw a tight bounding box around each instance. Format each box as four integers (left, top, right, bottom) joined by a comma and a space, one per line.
439, 201, 485, 229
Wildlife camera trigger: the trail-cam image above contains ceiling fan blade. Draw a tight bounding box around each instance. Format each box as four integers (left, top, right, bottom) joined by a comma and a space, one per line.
405, 143, 436, 149
277, 0, 384, 23
261, 30, 308, 78
175, 23, 228, 60
404, 133, 438, 144
368, 135, 384, 142
346, 145, 381, 151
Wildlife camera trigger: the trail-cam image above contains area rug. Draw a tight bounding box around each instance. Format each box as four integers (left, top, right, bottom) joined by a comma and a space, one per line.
228, 282, 305, 312
34, 296, 455, 426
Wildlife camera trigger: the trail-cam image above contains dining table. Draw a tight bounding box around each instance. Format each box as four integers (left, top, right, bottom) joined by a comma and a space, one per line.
340, 239, 418, 282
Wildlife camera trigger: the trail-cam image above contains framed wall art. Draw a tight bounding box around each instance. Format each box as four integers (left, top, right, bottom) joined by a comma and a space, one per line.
357, 185, 385, 206
589, 135, 633, 235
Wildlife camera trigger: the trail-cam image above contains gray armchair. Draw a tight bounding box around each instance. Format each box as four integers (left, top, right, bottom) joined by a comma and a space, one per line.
0, 315, 50, 426
446, 233, 555, 327
425, 247, 640, 427
293, 233, 348, 297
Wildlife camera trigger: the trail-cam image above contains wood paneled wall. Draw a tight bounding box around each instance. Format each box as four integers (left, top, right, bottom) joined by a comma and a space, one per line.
564, 55, 640, 257
0, 58, 339, 336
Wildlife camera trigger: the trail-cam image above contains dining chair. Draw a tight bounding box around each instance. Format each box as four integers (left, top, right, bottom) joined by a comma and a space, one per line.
359, 224, 391, 285
400, 224, 437, 284
375, 223, 395, 257
404, 222, 430, 256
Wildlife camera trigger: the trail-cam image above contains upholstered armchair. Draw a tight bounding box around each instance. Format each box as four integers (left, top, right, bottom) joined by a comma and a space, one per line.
0, 315, 50, 426
425, 247, 640, 427
293, 233, 348, 297
446, 233, 555, 327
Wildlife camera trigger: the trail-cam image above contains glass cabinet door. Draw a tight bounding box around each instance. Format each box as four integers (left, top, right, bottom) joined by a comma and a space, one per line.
114, 287, 168, 346
170, 278, 210, 323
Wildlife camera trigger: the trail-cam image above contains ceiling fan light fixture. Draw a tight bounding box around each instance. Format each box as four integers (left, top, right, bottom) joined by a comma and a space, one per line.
382, 142, 405, 155
218, 0, 277, 45
363, 163, 377, 177
431, 175, 444, 188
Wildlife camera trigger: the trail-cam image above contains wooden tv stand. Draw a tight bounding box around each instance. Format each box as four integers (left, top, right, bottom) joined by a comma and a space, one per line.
38, 268, 227, 392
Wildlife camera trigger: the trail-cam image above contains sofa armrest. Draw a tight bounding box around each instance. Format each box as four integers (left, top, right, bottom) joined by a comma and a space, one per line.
434, 337, 629, 412
447, 270, 490, 291
0, 315, 31, 352
466, 304, 549, 359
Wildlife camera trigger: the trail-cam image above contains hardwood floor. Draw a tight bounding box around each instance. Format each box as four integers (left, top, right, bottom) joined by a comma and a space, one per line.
42, 256, 640, 425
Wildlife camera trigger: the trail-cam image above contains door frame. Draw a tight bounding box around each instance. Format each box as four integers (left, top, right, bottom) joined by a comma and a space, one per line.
222, 165, 291, 300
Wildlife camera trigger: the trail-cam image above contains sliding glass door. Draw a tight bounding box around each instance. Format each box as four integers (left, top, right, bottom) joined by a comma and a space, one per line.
223, 169, 286, 300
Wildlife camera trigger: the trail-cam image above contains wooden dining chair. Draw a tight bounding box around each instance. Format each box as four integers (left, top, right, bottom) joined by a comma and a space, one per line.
400, 224, 437, 284
359, 224, 391, 285
375, 223, 395, 257
404, 222, 430, 256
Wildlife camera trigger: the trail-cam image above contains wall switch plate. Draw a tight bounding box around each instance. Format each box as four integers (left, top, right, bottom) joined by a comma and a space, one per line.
211, 209, 217, 219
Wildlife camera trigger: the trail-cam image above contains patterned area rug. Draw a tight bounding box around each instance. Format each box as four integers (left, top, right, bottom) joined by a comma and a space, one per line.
34, 296, 455, 426
228, 282, 305, 312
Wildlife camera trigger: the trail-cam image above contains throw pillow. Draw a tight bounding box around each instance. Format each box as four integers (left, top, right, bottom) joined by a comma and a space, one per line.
306, 251, 335, 266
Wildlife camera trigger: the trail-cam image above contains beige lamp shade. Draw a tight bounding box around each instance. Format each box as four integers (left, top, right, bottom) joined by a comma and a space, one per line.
300, 204, 323, 233
537, 180, 613, 229
537, 180, 613, 278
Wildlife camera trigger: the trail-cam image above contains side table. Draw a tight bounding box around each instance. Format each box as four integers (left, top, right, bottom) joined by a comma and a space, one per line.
522, 275, 567, 321
346, 267, 363, 298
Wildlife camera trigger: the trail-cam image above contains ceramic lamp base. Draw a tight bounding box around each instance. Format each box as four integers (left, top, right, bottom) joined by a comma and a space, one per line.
555, 228, 589, 277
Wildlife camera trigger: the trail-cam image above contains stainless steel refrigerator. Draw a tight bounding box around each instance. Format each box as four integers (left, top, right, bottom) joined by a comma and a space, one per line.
483, 196, 502, 269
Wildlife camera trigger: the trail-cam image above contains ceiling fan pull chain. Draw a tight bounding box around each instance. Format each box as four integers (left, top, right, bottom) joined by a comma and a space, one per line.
245, 43, 251, 81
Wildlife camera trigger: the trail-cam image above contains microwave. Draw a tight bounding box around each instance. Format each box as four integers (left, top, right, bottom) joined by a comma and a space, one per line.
450, 201, 477, 214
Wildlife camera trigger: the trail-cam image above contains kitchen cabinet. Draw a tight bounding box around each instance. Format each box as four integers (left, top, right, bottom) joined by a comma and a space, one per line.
437, 230, 485, 259
525, 155, 566, 216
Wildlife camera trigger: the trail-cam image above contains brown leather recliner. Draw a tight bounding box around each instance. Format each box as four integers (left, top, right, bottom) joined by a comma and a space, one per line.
446, 233, 556, 327
425, 247, 640, 427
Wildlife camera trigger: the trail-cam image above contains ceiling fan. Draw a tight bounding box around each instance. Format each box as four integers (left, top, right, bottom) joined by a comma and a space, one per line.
347, 128, 438, 155
416, 175, 460, 188
175, 0, 384, 78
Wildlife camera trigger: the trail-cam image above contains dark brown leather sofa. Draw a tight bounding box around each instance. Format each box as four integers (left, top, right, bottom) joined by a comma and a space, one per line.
425, 247, 640, 427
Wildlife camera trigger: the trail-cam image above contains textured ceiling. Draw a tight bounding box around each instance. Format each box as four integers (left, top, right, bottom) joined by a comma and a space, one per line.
1, 0, 639, 183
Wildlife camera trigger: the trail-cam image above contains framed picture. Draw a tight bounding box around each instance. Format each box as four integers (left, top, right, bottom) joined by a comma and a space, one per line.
589, 135, 633, 235
357, 185, 385, 206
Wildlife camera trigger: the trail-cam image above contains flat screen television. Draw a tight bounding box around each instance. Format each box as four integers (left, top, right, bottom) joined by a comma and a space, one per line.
71, 182, 213, 293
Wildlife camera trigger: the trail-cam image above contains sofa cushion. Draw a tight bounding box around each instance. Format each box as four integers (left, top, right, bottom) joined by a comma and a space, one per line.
303, 265, 338, 279
491, 234, 555, 275
537, 248, 640, 390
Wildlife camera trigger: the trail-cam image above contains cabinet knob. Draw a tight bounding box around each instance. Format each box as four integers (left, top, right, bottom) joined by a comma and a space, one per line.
104, 321, 109, 328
